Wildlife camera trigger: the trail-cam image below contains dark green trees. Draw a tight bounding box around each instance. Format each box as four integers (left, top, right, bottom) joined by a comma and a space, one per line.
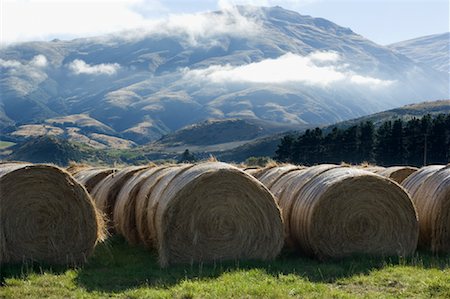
275, 114, 450, 166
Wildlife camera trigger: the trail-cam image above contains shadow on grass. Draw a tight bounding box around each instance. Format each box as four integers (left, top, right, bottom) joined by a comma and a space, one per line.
74, 236, 449, 292
2, 236, 448, 292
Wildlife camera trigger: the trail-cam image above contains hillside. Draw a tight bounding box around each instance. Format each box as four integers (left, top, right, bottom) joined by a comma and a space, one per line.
389, 33, 450, 73
1, 6, 448, 146
217, 99, 450, 162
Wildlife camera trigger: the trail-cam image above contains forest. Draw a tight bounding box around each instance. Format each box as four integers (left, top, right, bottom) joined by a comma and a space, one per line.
275, 114, 450, 166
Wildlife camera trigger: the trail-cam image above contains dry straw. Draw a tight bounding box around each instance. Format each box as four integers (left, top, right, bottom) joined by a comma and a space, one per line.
91, 165, 150, 229
131, 162, 284, 267
377, 166, 418, 184
402, 165, 450, 253
0, 163, 104, 265
257, 164, 305, 190
262, 165, 418, 259
73, 168, 116, 193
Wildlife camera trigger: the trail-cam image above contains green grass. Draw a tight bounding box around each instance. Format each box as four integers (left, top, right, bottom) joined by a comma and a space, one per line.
0, 141, 15, 149
1, 237, 449, 298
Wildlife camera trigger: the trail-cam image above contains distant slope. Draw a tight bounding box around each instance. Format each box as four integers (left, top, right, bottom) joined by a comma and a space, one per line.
389, 33, 450, 73
1, 6, 448, 138
154, 118, 303, 147
217, 99, 450, 162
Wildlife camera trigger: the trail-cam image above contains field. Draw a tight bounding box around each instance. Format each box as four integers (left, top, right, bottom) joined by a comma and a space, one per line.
0, 141, 15, 149
1, 237, 449, 298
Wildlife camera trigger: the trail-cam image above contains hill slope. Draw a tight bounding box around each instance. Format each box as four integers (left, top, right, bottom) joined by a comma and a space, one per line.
1, 6, 448, 144
389, 33, 450, 73
217, 99, 450, 162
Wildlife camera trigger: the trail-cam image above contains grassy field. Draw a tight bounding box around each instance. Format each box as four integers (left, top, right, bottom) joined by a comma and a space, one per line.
1, 237, 449, 298
0, 141, 15, 149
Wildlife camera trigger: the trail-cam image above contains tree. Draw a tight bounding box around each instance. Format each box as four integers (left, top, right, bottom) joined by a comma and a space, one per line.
178, 149, 197, 163
275, 135, 295, 162
375, 121, 392, 166
359, 121, 375, 163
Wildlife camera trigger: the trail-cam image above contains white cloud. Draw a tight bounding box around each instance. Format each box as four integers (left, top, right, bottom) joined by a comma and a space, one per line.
0, 59, 22, 68
68, 59, 120, 75
0, 55, 48, 69
31, 55, 48, 67
2, 0, 262, 45
184, 52, 394, 88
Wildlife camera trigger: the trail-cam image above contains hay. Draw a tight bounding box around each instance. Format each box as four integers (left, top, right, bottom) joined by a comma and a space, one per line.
401, 165, 445, 199
257, 165, 305, 190
135, 162, 283, 267
245, 164, 278, 180
0, 163, 104, 265
114, 166, 164, 244
378, 166, 418, 184
267, 165, 418, 258
66, 162, 91, 175
73, 168, 116, 193
91, 165, 149, 229
360, 166, 386, 173
269, 164, 342, 246
402, 165, 450, 253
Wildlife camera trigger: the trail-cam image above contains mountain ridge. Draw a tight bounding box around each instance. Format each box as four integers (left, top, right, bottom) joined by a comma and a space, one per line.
1, 6, 448, 146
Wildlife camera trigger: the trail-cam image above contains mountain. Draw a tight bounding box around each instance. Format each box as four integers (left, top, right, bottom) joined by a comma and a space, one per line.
217, 99, 450, 162
1, 5, 448, 147
389, 33, 450, 74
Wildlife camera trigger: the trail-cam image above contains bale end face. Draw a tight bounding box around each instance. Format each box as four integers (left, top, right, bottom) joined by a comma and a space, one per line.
0, 164, 104, 265
290, 168, 419, 259
156, 167, 284, 267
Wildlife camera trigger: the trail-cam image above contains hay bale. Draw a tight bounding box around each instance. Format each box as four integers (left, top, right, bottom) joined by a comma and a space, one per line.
0, 163, 104, 265
269, 164, 342, 246
401, 165, 446, 199
66, 163, 91, 175
360, 166, 386, 173
246, 164, 278, 180
136, 162, 284, 267
378, 166, 418, 184
257, 164, 305, 189
402, 165, 450, 253
114, 166, 166, 244
73, 168, 116, 193
268, 165, 418, 258
91, 165, 149, 228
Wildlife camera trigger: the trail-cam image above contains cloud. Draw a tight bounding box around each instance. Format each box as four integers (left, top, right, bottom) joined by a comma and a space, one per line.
184, 52, 394, 88
68, 59, 120, 75
30, 55, 48, 67
0, 55, 48, 69
2, 0, 262, 45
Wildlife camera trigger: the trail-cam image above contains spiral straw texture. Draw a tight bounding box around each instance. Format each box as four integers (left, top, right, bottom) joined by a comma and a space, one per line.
0, 163, 104, 265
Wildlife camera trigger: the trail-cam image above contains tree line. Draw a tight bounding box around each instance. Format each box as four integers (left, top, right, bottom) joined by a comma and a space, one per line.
275, 114, 450, 167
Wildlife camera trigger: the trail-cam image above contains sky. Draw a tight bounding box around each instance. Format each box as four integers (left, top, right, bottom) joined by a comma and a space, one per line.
1, 0, 449, 46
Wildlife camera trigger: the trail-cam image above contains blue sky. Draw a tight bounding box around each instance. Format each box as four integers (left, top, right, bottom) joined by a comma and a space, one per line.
1, 0, 448, 45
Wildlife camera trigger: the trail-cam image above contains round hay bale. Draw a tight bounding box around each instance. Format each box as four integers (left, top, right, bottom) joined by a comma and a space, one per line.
257, 165, 305, 189
401, 165, 446, 199
114, 165, 166, 244
0, 163, 104, 265
91, 165, 149, 229
286, 166, 418, 259
269, 164, 342, 246
360, 166, 386, 173
247, 164, 278, 180
73, 168, 116, 193
137, 162, 284, 267
403, 165, 450, 253
378, 166, 418, 184
66, 163, 91, 175
134, 166, 182, 247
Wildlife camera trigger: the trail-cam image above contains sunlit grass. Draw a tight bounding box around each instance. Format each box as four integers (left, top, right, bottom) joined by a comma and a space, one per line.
1, 236, 449, 298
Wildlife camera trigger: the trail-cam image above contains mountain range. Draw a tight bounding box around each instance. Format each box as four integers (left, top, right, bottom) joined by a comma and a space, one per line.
1, 5, 449, 150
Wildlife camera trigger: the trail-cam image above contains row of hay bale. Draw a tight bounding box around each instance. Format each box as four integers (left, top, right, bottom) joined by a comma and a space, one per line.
248, 164, 420, 259
0, 162, 104, 265
71, 162, 284, 267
